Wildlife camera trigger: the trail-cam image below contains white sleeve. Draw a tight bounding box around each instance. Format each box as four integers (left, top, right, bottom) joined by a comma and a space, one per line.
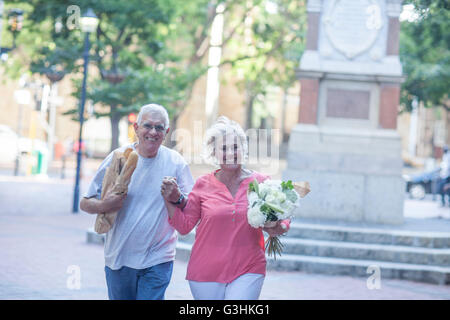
83, 151, 114, 199
177, 160, 194, 195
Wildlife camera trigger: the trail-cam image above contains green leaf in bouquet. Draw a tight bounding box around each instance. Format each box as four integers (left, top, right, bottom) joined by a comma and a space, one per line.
265, 202, 285, 214
248, 179, 260, 196
281, 180, 294, 191
260, 203, 273, 214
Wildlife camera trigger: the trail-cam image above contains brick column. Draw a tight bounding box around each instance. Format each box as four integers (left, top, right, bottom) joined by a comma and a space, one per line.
298, 78, 319, 124
379, 83, 400, 129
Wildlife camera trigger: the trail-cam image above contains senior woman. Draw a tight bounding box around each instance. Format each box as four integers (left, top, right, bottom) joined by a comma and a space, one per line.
161, 116, 289, 300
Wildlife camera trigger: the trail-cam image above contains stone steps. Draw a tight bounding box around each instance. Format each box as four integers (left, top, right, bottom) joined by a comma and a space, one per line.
280, 237, 450, 266
174, 241, 450, 285
178, 222, 450, 248
173, 222, 450, 285
287, 222, 450, 248
267, 253, 450, 285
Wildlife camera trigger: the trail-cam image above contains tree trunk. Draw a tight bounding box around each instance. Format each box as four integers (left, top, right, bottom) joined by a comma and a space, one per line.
245, 84, 255, 130
165, 113, 179, 149
110, 105, 121, 152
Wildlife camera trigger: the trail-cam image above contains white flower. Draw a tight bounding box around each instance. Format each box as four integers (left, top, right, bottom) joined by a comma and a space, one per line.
247, 179, 302, 228
247, 204, 266, 228
246, 178, 305, 259
264, 179, 283, 188
247, 191, 260, 205
258, 185, 270, 198
266, 190, 286, 204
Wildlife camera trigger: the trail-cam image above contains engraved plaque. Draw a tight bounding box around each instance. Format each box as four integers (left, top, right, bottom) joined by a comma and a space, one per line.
326, 88, 370, 119
323, 0, 383, 59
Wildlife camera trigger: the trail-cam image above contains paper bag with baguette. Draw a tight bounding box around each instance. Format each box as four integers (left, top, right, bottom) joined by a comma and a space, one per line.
293, 181, 311, 198
94, 148, 138, 234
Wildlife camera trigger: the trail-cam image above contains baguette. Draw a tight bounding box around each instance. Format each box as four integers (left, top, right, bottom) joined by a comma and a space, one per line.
94, 148, 138, 234
113, 151, 138, 194
99, 150, 123, 199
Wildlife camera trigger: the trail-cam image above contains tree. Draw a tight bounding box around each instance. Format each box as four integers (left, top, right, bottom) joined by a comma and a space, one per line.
4, 0, 209, 151
221, 0, 306, 130
3, 0, 308, 151
400, 0, 450, 111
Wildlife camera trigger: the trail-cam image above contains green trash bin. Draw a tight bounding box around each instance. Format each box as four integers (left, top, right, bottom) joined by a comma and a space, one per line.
31, 149, 48, 175
31, 150, 40, 175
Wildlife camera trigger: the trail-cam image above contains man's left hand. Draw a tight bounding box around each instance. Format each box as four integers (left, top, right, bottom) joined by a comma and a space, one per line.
161, 176, 181, 203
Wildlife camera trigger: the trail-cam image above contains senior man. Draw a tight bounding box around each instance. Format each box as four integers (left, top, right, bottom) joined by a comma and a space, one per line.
80, 104, 194, 300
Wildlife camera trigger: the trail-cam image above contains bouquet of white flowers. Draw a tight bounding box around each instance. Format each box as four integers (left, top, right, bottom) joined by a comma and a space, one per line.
247, 179, 310, 259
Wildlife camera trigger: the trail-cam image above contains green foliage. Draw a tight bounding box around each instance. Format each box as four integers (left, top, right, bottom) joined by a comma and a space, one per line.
248, 179, 260, 195
260, 203, 278, 218
264, 202, 284, 214
281, 180, 297, 203
3, 0, 213, 150
400, 0, 450, 111
224, 0, 306, 127
281, 180, 293, 191
2, 0, 308, 149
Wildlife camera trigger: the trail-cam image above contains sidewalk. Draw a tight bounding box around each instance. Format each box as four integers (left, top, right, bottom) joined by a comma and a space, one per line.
0, 173, 449, 300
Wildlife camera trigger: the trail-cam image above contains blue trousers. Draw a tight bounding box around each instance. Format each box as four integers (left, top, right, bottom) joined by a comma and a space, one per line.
438, 177, 450, 206
105, 261, 173, 300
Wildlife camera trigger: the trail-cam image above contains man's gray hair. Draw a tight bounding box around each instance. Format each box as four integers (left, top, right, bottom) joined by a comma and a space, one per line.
137, 104, 170, 129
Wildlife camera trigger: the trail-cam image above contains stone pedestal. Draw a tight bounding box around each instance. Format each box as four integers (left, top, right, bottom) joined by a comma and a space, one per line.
284, 0, 405, 225
284, 125, 404, 224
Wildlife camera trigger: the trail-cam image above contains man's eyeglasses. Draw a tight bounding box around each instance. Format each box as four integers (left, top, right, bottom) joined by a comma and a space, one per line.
142, 123, 166, 133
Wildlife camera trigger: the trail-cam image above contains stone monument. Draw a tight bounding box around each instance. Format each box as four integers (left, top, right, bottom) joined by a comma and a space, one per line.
283, 0, 405, 224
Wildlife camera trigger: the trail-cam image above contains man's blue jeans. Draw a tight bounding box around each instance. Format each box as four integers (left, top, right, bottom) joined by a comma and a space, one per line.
105, 261, 173, 300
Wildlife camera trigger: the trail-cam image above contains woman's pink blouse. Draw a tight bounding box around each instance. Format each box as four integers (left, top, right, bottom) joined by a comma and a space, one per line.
168, 171, 272, 283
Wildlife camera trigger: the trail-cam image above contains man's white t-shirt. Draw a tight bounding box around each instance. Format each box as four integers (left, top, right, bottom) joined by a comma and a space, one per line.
84, 144, 194, 270
440, 152, 450, 179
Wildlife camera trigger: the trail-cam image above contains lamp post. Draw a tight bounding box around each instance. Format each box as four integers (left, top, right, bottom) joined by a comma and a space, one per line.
13, 87, 31, 176
45, 67, 65, 169
72, 8, 99, 213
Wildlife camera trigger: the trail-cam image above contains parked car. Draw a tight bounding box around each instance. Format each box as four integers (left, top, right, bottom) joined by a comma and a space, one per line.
403, 168, 441, 200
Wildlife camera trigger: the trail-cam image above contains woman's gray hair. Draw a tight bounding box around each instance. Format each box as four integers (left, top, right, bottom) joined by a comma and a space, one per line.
137, 104, 170, 129
202, 116, 248, 166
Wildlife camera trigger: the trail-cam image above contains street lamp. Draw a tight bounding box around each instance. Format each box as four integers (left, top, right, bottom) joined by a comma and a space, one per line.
0, 8, 24, 61
7, 8, 24, 48
72, 8, 99, 213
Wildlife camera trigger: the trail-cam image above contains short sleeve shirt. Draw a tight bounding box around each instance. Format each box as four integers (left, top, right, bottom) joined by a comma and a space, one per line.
84, 144, 194, 270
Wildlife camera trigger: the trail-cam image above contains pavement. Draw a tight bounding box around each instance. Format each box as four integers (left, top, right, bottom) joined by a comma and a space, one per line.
0, 158, 450, 300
